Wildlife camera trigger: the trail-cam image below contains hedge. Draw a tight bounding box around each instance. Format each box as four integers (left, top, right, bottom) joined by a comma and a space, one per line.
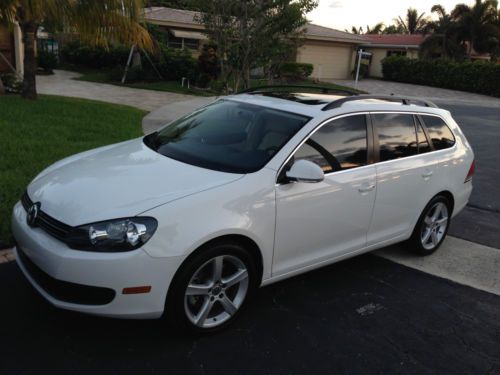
279, 62, 314, 80
382, 56, 500, 97
61, 41, 130, 69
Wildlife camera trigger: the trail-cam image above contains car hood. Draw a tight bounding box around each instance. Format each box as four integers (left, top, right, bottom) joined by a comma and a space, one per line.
27, 138, 243, 226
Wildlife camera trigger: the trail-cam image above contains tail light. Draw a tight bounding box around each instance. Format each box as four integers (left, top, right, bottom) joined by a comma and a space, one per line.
465, 159, 475, 183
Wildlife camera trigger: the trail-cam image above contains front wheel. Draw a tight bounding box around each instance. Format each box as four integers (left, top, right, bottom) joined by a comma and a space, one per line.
407, 196, 451, 256
166, 241, 257, 333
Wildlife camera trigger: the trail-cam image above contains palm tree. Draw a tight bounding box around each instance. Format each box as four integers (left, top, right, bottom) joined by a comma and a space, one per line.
366, 22, 385, 34
395, 8, 429, 34
420, 4, 464, 59
347, 23, 384, 35
348, 26, 364, 34
383, 24, 405, 34
451, 0, 499, 57
0, 1, 153, 99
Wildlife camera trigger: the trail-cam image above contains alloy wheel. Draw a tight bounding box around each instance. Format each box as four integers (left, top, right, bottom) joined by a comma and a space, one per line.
420, 202, 449, 250
184, 255, 249, 328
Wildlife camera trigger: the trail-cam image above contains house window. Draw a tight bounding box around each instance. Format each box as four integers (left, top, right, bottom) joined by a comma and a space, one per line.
168, 34, 199, 50
387, 50, 407, 57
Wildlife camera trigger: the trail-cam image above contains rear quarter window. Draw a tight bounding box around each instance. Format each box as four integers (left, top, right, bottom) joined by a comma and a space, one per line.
421, 115, 456, 150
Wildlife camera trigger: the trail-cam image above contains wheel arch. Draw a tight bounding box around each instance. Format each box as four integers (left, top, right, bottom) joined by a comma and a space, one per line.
165, 234, 265, 304
435, 190, 455, 216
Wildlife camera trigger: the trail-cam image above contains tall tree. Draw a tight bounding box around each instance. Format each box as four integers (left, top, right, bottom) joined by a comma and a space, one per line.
395, 8, 429, 34
383, 24, 405, 34
366, 22, 385, 34
0, 0, 153, 100
452, 0, 499, 57
420, 4, 464, 59
347, 23, 384, 35
195, 0, 317, 92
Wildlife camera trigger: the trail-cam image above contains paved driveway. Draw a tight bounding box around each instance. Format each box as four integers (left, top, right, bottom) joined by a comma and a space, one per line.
1, 252, 500, 374
331, 79, 500, 108
37, 70, 198, 112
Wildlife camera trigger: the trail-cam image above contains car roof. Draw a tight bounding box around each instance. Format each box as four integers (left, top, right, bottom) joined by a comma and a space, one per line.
227, 92, 449, 119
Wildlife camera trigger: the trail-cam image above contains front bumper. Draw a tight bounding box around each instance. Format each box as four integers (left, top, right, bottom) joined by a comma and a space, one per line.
12, 202, 183, 319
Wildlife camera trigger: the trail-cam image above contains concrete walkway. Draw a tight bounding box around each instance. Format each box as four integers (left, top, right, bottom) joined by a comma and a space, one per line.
37, 70, 203, 112
330, 78, 500, 107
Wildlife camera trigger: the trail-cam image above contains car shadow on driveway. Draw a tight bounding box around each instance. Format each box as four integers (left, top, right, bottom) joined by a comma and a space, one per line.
1, 250, 499, 374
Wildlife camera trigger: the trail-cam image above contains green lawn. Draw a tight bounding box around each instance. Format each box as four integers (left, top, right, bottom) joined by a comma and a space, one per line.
69, 66, 363, 96
73, 68, 213, 97
0, 95, 146, 247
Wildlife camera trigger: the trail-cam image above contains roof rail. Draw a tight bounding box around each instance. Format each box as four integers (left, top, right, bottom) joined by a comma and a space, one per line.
322, 95, 438, 111
238, 85, 359, 96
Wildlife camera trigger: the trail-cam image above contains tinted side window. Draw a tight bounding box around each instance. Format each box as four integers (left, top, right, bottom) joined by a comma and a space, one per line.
373, 114, 417, 162
294, 115, 368, 173
421, 115, 456, 150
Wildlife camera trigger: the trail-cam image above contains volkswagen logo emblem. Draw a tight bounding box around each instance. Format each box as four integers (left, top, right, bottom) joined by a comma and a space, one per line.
27, 203, 41, 227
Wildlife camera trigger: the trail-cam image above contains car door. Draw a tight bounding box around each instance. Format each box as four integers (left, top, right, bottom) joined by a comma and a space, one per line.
366, 112, 439, 246
273, 114, 377, 277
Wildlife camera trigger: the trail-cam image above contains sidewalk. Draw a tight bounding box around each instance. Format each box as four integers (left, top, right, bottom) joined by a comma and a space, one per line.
37, 70, 204, 112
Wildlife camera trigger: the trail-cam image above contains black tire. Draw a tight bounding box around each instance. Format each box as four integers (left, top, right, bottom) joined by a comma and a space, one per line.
165, 240, 258, 334
407, 195, 452, 256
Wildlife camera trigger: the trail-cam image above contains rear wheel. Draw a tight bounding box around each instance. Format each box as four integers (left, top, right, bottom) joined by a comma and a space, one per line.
408, 196, 451, 256
166, 241, 257, 333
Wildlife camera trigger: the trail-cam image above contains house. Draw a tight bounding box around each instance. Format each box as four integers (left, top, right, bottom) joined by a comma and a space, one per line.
0, 24, 23, 76
144, 7, 368, 80
359, 34, 425, 78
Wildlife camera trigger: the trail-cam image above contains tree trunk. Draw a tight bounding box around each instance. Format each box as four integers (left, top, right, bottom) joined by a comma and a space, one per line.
0, 76, 5, 95
21, 22, 38, 100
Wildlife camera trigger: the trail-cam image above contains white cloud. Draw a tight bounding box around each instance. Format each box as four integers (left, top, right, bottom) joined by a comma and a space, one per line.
329, 0, 344, 9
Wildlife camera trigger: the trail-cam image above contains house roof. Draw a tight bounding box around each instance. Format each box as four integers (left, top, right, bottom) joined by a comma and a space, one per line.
302, 23, 367, 44
361, 34, 425, 48
144, 6, 366, 44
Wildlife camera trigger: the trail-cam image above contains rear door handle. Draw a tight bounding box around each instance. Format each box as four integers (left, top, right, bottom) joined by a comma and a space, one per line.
422, 170, 433, 179
358, 183, 375, 193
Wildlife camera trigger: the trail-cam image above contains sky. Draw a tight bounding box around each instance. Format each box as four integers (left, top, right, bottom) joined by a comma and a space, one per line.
307, 0, 465, 32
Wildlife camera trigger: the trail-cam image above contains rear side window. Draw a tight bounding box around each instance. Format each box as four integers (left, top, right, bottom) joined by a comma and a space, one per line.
373, 114, 417, 162
421, 115, 456, 150
294, 115, 368, 173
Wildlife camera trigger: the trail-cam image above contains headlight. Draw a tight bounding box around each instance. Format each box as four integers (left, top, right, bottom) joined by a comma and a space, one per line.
66, 217, 158, 252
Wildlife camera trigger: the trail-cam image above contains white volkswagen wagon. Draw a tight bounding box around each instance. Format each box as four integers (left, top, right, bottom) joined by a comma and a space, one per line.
12, 87, 474, 332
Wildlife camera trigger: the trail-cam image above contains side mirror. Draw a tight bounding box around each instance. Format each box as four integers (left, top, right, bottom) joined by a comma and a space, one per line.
285, 160, 325, 183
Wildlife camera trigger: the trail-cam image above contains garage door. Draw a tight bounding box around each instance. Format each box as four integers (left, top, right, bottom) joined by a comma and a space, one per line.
297, 43, 353, 80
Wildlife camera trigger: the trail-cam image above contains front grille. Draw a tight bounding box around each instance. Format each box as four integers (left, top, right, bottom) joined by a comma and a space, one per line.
22, 191, 73, 242
17, 247, 116, 305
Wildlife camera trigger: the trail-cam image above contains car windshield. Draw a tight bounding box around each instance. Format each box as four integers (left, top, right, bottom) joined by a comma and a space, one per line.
144, 100, 310, 173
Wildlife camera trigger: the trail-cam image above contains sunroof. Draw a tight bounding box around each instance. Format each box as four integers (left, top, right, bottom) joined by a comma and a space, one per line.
259, 92, 346, 105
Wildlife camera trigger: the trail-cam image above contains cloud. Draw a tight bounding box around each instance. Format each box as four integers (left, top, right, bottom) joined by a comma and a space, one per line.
329, 0, 344, 8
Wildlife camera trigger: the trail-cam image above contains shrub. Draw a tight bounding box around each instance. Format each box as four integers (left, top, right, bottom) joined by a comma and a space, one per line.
0, 73, 22, 93
382, 56, 500, 97
61, 41, 130, 69
156, 47, 197, 81
279, 62, 314, 81
37, 51, 58, 73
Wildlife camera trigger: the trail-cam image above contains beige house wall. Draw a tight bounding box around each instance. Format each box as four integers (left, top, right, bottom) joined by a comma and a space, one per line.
366, 47, 419, 78
296, 40, 355, 80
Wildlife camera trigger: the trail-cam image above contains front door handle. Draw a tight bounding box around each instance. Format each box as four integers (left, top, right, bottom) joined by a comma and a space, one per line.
358, 183, 376, 193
